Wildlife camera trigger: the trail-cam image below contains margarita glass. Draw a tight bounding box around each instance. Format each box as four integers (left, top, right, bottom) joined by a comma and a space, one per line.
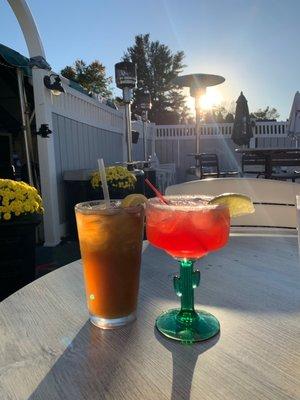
146, 196, 230, 343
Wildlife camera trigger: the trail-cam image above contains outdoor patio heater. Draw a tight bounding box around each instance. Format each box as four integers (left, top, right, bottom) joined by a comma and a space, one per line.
115, 61, 145, 194
115, 61, 137, 163
174, 73, 225, 152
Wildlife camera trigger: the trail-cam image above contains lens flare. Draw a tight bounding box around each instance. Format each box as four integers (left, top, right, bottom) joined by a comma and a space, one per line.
199, 87, 223, 110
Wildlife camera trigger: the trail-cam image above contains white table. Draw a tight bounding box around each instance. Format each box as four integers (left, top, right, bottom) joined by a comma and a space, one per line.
0, 236, 299, 399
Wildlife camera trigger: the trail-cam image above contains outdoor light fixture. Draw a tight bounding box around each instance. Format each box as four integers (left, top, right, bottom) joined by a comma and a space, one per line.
115, 61, 137, 162
43, 74, 65, 96
37, 124, 52, 138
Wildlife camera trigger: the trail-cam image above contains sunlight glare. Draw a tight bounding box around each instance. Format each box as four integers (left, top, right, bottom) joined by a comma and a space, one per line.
199, 87, 223, 110
185, 87, 223, 114
185, 96, 195, 113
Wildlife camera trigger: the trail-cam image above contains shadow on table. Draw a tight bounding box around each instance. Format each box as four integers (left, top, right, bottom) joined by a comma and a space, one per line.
154, 328, 220, 400
27, 321, 133, 400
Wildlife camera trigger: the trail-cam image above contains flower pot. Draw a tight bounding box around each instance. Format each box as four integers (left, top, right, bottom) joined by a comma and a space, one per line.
89, 186, 135, 201
0, 214, 41, 301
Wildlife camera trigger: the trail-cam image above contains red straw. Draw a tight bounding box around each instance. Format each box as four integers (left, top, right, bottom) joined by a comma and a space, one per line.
145, 178, 169, 204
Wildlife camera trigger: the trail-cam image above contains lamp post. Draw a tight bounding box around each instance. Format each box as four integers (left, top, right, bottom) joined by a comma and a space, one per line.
140, 90, 152, 160
173, 74, 225, 153
115, 62, 137, 163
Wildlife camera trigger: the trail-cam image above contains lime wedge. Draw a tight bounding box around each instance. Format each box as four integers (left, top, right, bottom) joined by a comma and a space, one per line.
208, 193, 255, 218
121, 194, 148, 208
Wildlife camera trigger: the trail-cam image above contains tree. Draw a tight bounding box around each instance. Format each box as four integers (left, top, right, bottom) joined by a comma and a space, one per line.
123, 34, 187, 124
61, 59, 112, 97
250, 107, 279, 121
203, 103, 234, 124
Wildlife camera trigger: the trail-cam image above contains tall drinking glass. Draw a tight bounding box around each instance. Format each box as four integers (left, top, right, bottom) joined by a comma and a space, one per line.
75, 200, 145, 328
146, 196, 230, 343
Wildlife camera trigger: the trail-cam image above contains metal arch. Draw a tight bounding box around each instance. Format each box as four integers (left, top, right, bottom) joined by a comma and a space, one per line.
7, 0, 46, 58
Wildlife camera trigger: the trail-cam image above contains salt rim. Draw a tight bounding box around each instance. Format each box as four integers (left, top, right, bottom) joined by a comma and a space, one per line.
75, 200, 143, 215
147, 195, 228, 211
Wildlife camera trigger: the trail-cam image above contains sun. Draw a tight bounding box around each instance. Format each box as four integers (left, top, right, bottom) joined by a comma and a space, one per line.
185, 87, 224, 117
199, 87, 223, 110
186, 87, 223, 113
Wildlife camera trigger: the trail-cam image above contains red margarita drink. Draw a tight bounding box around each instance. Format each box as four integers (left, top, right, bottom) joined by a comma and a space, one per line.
146, 196, 230, 259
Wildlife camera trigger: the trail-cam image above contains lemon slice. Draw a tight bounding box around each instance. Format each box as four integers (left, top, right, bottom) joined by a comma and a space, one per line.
121, 194, 148, 208
208, 193, 255, 218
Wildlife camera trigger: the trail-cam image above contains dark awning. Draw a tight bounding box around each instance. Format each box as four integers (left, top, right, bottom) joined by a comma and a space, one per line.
0, 43, 32, 77
0, 43, 90, 96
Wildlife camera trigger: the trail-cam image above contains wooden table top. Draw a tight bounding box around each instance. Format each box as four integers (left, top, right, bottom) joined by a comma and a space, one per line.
1, 236, 300, 400
235, 147, 300, 154
187, 153, 215, 157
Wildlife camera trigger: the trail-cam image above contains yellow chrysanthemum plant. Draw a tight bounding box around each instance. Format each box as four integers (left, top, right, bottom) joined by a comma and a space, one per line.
0, 179, 44, 222
90, 166, 136, 195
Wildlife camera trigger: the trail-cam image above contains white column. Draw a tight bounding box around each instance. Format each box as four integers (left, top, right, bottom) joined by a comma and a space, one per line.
8, 0, 61, 245
32, 68, 60, 246
120, 106, 127, 162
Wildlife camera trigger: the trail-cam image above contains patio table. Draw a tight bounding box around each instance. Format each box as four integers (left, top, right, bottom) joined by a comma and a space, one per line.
235, 147, 300, 178
0, 236, 299, 400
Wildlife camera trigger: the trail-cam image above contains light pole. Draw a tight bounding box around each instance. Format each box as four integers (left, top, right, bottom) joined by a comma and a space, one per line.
139, 90, 152, 160
115, 62, 137, 163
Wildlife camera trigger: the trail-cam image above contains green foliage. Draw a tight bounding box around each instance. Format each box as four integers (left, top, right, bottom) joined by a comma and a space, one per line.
203, 105, 233, 123
123, 34, 188, 124
61, 59, 112, 97
250, 107, 279, 121
202, 104, 279, 123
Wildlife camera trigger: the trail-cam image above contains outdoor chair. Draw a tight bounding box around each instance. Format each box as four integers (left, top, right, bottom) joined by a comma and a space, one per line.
166, 178, 300, 235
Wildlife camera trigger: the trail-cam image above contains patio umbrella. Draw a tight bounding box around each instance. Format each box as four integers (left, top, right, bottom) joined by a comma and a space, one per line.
287, 91, 300, 143
231, 92, 253, 146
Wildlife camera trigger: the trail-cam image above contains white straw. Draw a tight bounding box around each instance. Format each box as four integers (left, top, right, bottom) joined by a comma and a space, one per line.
97, 158, 110, 208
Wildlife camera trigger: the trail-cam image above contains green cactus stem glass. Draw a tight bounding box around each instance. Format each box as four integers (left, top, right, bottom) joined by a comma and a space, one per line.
146, 196, 230, 344
156, 259, 220, 343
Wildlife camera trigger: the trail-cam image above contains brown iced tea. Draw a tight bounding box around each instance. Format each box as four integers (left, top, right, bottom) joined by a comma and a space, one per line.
75, 200, 144, 328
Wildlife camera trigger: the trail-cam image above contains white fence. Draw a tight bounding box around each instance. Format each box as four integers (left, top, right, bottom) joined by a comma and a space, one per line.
50, 80, 125, 231
154, 121, 297, 183
156, 121, 289, 140
132, 120, 156, 161
50, 82, 156, 230
52, 83, 124, 134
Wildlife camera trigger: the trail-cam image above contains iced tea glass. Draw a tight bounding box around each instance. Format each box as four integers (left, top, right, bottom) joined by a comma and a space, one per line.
146, 196, 230, 343
75, 200, 145, 329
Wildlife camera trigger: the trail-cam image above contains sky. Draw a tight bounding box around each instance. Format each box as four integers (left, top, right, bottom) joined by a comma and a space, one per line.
1, 0, 300, 119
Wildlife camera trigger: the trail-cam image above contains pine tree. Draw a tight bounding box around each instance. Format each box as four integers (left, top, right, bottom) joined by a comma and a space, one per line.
123, 34, 187, 124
